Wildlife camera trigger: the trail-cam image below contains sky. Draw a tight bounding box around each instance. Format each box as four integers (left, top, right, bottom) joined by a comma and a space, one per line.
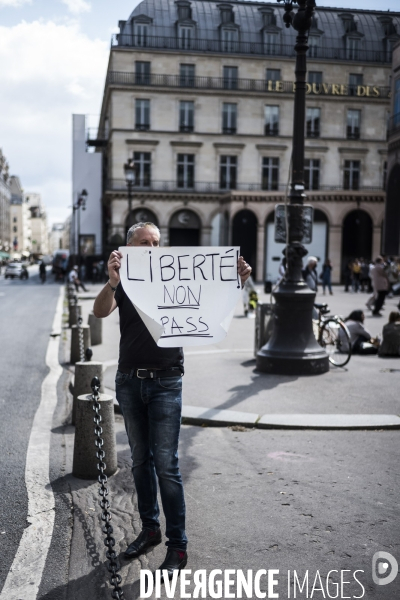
0, 0, 399, 227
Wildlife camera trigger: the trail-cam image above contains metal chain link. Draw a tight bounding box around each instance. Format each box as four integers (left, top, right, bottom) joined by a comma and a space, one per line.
76, 297, 85, 363
91, 377, 124, 600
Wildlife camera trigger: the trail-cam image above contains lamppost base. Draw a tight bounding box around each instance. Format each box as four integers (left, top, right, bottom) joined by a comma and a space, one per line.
256, 282, 329, 376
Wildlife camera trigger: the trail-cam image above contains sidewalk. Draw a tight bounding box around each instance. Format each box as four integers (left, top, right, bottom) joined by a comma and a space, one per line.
62, 284, 400, 600
76, 283, 400, 429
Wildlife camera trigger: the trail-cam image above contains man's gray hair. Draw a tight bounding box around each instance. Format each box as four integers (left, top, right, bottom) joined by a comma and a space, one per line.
126, 222, 160, 244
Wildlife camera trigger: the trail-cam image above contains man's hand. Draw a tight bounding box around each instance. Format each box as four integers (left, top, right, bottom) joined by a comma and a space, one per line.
108, 250, 123, 286
237, 256, 252, 288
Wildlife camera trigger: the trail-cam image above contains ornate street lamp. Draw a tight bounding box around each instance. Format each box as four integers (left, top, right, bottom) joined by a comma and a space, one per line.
124, 158, 136, 229
256, 0, 329, 375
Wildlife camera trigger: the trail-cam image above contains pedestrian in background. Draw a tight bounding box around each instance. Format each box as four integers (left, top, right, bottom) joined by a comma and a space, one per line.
344, 260, 353, 292
320, 259, 333, 295
351, 259, 361, 293
302, 256, 318, 292
370, 257, 389, 316
360, 258, 371, 293
69, 265, 87, 292
378, 311, 400, 357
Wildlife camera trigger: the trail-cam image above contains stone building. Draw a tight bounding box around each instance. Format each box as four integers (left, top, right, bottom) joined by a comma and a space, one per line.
384, 38, 400, 256
94, 0, 399, 282
25, 192, 49, 257
0, 149, 11, 255
9, 176, 32, 257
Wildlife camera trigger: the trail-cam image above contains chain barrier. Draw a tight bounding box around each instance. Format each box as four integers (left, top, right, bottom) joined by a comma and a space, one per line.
75, 296, 85, 363
91, 376, 124, 600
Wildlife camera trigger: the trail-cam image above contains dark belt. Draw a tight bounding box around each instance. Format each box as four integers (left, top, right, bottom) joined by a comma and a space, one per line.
118, 367, 182, 379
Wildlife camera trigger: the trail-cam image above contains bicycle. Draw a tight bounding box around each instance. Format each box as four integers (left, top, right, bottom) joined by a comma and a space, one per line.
314, 303, 352, 367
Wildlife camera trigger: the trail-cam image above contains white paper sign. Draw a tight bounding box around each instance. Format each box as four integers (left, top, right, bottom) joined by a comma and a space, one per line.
119, 246, 242, 347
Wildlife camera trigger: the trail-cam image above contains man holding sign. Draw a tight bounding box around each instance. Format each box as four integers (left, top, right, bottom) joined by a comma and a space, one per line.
93, 222, 251, 579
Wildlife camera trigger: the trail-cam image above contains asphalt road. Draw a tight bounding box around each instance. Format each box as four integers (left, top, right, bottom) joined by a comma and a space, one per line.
0, 267, 63, 592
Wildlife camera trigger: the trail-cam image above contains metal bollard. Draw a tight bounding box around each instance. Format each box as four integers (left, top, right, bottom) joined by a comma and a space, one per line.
70, 324, 91, 364
69, 303, 82, 328
72, 392, 117, 479
88, 312, 102, 345
254, 302, 274, 357
72, 360, 104, 425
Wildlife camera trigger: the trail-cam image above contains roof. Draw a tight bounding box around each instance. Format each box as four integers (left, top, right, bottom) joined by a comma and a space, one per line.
119, 0, 400, 49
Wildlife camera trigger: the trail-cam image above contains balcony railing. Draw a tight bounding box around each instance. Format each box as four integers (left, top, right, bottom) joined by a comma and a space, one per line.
112, 34, 394, 64
106, 71, 391, 99
105, 178, 385, 194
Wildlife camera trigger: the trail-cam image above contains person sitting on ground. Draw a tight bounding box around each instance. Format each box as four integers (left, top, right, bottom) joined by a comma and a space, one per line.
340, 310, 379, 355
302, 256, 318, 292
378, 311, 400, 357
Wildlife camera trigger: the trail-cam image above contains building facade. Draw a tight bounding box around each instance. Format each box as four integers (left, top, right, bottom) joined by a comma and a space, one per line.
384, 38, 400, 256
95, 0, 399, 282
0, 149, 11, 255
9, 176, 32, 257
71, 114, 103, 262
25, 192, 49, 256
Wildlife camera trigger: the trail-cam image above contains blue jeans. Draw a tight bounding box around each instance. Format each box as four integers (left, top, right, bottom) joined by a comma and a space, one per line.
115, 370, 187, 550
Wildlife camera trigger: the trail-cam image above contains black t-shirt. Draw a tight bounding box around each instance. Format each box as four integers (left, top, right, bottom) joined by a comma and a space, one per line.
115, 284, 184, 372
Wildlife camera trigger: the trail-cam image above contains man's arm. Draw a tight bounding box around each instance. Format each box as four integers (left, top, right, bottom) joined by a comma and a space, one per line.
93, 250, 122, 318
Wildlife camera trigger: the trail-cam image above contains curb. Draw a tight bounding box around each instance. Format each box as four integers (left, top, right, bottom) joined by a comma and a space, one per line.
110, 393, 400, 430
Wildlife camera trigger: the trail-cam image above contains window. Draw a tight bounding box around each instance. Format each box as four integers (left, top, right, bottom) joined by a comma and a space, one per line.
135, 99, 150, 130
135, 61, 151, 85
222, 103, 237, 134
343, 160, 360, 190
221, 29, 238, 52
133, 152, 151, 187
308, 71, 323, 84
179, 26, 193, 49
383, 161, 387, 190
220, 155, 237, 190
177, 154, 195, 188
13, 216, 17, 222
349, 73, 363, 95
220, 6, 234, 24
347, 109, 361, 139
346, 38, 360, 60
262, 157, 279, 190
13, 226, 17, 233
264, 32, 279, 54
304, 159, 320, 190
223, 66, 238, 90
308, 36, 319, 57
306, 108, 320, 138
266, 69, 281, 82
180, 64, 195, 87
134, 23, 148, 47
179, 101, 194, 132
264, 105, 279, 136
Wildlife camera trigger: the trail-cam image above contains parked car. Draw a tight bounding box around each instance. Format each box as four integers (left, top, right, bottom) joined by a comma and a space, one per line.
4, 262, 29, 280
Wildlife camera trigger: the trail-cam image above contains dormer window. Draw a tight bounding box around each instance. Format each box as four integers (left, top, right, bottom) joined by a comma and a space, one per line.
176, 0, 192, 21
259, 6, 281, 56
218, 3, 234, 24
346, 37, 360, 60
221, 28, 238, 52
132, 16, 153, 47
179, 25, 194, 49
260, 7, 276, 27
339, 12, 363, 60
378, 16, 399, 61
308, 35, 319, 57
264, 32, 279, 55
339, 12, 358, 34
